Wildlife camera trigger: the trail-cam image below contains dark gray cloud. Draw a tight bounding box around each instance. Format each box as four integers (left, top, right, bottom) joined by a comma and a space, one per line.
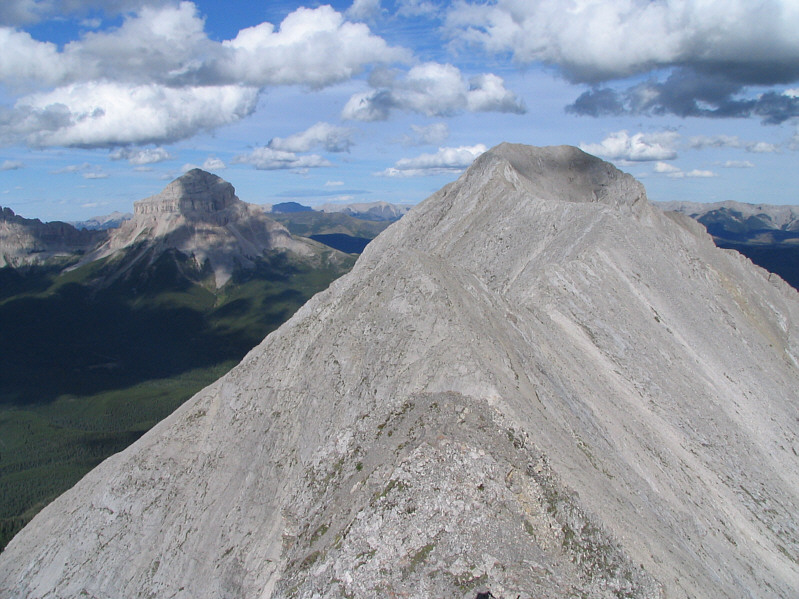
449, 0, 799, 125
567, 68, 799, 124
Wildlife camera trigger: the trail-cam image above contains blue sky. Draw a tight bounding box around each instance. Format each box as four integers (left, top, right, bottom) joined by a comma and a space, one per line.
1, 0, 798, 221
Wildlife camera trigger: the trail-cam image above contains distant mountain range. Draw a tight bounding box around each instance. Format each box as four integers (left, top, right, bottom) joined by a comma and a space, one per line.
70, 211, 132, 231
316, 200, 414, 221
2, 194, 409, 271
268, 199, 412, 221
660, 200, 799, 289
660, 200, 799, 243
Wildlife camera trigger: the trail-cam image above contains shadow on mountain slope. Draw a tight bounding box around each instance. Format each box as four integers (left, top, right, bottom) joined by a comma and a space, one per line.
0, 246, 354, 551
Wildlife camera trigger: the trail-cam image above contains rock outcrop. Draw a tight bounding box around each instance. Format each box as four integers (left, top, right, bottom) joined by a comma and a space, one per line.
0, 206, 104, 268
134, 169, 238, 215
79, 169, 319, 287
2, 144, 798, 598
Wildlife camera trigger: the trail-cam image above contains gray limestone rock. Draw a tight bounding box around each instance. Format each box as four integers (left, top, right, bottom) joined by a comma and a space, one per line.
78, 169, 322, 287
0, 206, 104, 268
2, 144, 798, 598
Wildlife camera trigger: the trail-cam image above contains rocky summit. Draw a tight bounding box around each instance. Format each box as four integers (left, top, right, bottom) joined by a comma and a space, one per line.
2, 144, 798, 598
79, 168, 317, 287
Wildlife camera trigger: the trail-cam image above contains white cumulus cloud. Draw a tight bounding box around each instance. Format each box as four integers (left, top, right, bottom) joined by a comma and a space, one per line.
446, 0, 799, 84
202, 157, 226, 171
0, 159, 24, 171
580, 130, 679, 162
747, 142, 779, 153
680, 169, 717, 178
0, 4, 407, 148
3, 82, 259, 148
232, 147, 331, 171
448, 1, 799, 123
0, 0, 161, 26
342, 62, 524, 121
379, 144, 487, 177
654, 162, 681, 174
0, 27, 70, 89
110, 146, 173, 165
654, 162, 716, 178
688, 135, 743, 150
218, 6, 407, 88
688, 135, 780, 153
347, 0, 382, 21
269, 122, 354, 153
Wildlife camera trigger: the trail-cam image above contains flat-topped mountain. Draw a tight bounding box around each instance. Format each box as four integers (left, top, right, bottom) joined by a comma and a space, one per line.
2, 144, 798, 598
134, 168, 238, 215
78, 169, 327, 288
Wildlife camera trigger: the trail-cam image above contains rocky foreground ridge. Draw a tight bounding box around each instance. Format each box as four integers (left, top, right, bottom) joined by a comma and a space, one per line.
2, 144, 798, 598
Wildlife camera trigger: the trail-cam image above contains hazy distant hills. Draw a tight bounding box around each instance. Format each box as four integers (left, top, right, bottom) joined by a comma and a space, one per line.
70, 211, 133, 231
661, 200, 799, 289
661, 200, 799, 243
4, 145, 797, 598
268, 200, 408, 253
317, 200, 413, 221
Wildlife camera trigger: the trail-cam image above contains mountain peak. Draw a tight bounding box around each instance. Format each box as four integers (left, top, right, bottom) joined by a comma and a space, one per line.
472, 143, 648, 212
76, 169, 323, 287
134, 169, 237, 216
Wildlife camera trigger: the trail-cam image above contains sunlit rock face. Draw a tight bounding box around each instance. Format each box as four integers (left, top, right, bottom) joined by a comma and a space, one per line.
133, 169, 238, 215
0, 206, 104, 268
2, 144, 798, 599
78, 168, 318, 287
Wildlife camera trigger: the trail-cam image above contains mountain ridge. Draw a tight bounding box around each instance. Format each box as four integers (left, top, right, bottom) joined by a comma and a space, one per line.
660, 199, 799, 235
0, 206, 104, 268
2, 144, 797, 598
